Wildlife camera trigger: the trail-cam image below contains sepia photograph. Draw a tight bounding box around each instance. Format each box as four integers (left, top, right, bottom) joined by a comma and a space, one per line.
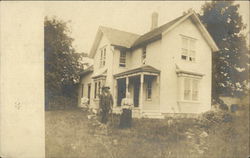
0, 1, 249, 158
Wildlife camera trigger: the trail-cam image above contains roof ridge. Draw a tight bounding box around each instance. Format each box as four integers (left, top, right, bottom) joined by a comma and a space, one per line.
142, 14, 186, 37
99, 25, 140, 36
132, 13, 188, 47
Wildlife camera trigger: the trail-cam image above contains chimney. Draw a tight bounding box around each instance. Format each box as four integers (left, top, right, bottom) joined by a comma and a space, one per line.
150, 12, 158, 30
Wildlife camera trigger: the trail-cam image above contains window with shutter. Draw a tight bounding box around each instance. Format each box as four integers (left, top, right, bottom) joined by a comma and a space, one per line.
119, 50, 126, 67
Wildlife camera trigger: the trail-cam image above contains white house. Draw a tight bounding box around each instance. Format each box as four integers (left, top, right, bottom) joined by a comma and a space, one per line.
78, 10, 219, 118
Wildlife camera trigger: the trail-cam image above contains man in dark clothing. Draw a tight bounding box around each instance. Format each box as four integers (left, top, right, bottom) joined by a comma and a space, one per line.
99, 86, 113, 124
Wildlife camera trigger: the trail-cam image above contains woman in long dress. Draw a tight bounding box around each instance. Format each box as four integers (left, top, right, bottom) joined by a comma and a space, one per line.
119, 92, 133, 128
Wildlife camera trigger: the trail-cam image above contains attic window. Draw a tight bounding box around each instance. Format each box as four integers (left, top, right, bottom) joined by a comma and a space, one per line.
181, 36, 196, 62
100, 46, 106, 68
119, 50, 126, 67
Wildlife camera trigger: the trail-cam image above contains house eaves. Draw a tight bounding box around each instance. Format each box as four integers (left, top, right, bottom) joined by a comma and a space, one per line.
89, 10, 219, 58
161, 10, 219, 52
89, 26, 140, 58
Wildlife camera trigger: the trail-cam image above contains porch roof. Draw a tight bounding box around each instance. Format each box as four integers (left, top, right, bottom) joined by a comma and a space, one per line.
114, 65, 160, 78
92, 69, 107, 79
79, 65, 94, 76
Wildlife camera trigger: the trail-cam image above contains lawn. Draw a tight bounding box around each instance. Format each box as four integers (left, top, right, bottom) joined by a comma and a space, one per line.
45, 108, 249, 158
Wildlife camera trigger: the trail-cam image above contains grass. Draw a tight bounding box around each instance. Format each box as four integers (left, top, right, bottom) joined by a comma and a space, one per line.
46, 107, 249, 158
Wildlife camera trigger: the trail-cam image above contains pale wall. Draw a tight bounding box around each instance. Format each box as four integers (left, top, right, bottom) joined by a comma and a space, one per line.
129, 48, 143, 68
78, 72, 93, 107
145, 39, 162, 70
91, 34, 113, 108
160, 18, 212, 113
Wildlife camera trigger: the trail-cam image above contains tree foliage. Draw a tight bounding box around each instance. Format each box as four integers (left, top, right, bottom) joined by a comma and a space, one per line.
199, 1, 249, 99
44, 17, 86, 107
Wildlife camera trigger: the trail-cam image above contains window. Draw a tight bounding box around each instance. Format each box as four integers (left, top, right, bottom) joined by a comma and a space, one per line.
119, 50, 126, 67
184, 78, 191, 100
183, 77, 199, 101
98, 81, 101, 96
99, 47, 106, 67
181, 36, 196, 62
100, 50, 103, 67
94, 82, 97, 99
81, 84, 84, 97
192, 80, 198, 100
102, 48, 106, 66
142, 47, 146, 64
146, 80, 152, 99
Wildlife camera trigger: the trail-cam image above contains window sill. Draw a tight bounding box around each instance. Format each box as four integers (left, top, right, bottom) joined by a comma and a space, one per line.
119, 66, 127, 68
146, 98, 152, 101
178, 100, 200, 104
181, 59, 196, 63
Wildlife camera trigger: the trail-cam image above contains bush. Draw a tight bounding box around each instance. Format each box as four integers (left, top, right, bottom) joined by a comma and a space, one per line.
198, 110, 233, 130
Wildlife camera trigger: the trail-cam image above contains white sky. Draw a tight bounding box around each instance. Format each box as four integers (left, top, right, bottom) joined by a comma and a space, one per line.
45, 1, 249, 54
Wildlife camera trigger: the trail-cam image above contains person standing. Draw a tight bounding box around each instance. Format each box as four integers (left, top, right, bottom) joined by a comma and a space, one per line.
119, 92, 133, 128
99, 86, 113, 125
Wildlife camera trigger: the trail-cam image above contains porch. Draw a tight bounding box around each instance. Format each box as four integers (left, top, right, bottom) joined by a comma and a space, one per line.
113, 65, 163, 118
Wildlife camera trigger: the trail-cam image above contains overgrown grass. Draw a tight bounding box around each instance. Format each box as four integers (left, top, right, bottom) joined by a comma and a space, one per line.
46, 105, 249, 158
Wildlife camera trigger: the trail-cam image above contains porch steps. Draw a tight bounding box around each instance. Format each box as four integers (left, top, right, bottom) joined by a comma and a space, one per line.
132, 108, 141, 118
142, 110, 164, 119
112, 108, 164, 119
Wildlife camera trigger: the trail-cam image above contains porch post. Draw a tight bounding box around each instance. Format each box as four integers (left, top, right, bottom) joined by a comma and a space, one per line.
114, 79, 117, 107
126, 76, 129, 94
139, 73, 144, 113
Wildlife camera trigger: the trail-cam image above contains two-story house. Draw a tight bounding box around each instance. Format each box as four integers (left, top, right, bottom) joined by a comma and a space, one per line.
78, 10, 219, 118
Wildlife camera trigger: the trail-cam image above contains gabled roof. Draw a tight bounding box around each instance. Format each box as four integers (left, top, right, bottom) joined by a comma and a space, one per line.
89, 10, 219, 58
132, 14, 185, 48
100, 26, 140, 48
132, 10, 219, 52
89, 26, 140, 58
114, 65, 160, 78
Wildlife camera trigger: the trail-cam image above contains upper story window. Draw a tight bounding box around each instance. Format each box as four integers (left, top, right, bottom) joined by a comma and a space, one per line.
142, 47, 146, 64
119, 50, 126, 67
99, 47, 106, 68
181, 36, 196, 62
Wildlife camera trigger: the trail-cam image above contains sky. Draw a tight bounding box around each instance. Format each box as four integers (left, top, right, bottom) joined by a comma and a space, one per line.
45, 1, 249, 55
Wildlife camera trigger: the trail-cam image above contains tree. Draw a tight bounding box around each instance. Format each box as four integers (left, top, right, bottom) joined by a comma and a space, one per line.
44, 16, 86, 108
199, 1, 249, 101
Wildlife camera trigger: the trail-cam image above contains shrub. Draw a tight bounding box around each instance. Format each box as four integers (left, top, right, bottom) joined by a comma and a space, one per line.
198, 110, 233, 130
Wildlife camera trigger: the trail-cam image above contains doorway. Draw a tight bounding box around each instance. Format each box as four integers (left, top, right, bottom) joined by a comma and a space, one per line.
117, 78, 126, 106
133, 77, 140, 107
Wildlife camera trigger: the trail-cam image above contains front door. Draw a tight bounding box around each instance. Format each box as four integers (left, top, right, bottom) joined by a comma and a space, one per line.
117, 78, 126, 106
